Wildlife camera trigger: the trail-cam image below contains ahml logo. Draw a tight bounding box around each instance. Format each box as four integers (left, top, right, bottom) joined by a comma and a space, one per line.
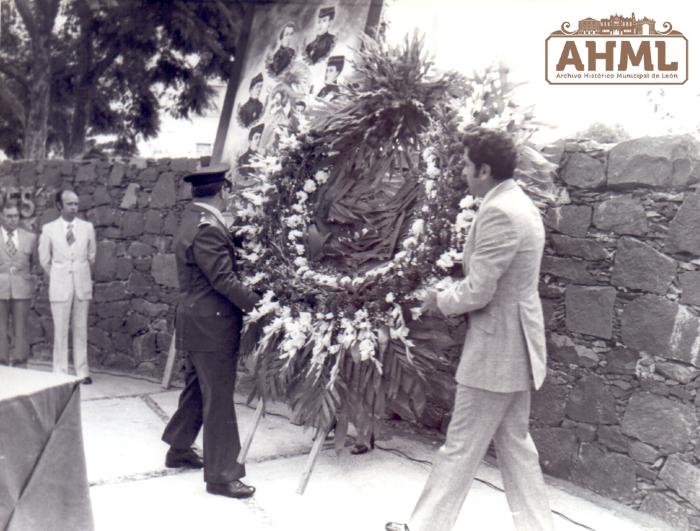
545, 12, 687, 85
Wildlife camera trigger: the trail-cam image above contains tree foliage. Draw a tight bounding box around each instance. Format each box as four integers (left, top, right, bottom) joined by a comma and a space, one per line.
0, 0, 248, 159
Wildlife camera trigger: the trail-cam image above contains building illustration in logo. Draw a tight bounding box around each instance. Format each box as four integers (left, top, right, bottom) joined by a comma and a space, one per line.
545, 12, 688, 85
557, 13, 680, 37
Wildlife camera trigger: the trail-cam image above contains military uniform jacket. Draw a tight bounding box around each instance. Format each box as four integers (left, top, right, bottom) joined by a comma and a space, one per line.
0, 227, 37, 299
175, 203, 259, 352
238, 98, 263, 128
268, 46, 295, 76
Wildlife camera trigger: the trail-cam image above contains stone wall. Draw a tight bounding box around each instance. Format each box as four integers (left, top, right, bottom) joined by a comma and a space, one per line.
0, 157, 198, 374
533, 135, 700, 529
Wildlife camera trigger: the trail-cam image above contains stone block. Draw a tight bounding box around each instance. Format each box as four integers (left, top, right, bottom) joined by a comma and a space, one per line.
75, 163, 96, 182
151, 172, 177, 208
95, 301, 130, 319
544, 205, 592, 237
561, 152, 606, 189
611, 237, 676, 294
163, 211, 179, 236
133, 332, 158, 361
92, 186, 111, 206
656, 361, 699, 384
666, 193, 700, 255
593, 196, 648, 235
102, 353, 135, 370
88, 328, 113, 352
639, 493, 691, 531
531, 427, 577, 479
548, 334, 578, 363
120, 211, 145, 238
565, 286, 616, 339
144, 210, 163, 234
621, 295, 700, 367
549, 235, 609, 261
659, 456, 700, 510
109, 163, 126, 186
565, 375, 618, 425
120, 183, 140, 209
571, 443, 636, 503
115, 258, 133, 280
133, 299, 170, 317
621, 392, 698, 453
541, 256, 594, 283
94, 241, 118, 282
138, 166, 159, 184
126, 314, 148, 335
151, 254, 178, 288
608, 135, 700, 189
93, 282, 128, 302
680, 271, 700, 306
169, 158, 198, 173
598, 426, 629, 453
629, 441, 659, 464
127, 271, 151, 297
127, 241, 153, 258
532, 381, 568, 426
87, 205, 118, 228
604, 348, 638, 375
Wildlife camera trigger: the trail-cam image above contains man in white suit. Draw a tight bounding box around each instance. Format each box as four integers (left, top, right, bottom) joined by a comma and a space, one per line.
0, 202, 37, 367
39, 190, 96, 384
387, 128, 554, 531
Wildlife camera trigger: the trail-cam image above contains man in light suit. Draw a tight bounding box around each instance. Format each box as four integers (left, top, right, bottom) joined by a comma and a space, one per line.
39, 190, 96, 384
0, 202, 37, 367
387, 128, 554, 531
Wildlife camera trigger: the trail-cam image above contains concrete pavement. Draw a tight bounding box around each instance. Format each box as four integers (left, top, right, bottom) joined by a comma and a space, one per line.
55, 366, 674, 530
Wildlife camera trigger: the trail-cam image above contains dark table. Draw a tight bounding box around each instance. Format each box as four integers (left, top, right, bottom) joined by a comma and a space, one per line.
0, 367, 94, 531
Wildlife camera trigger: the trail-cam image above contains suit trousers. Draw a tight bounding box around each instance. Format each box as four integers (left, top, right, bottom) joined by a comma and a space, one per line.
409, 385, 555, 531
161, 348, 246, 484
0, 299, 30, 365
51, 295, 90, 378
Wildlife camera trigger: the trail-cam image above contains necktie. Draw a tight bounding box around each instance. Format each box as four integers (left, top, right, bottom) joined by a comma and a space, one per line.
6, 229, 16, 256
66, 224, 75, 245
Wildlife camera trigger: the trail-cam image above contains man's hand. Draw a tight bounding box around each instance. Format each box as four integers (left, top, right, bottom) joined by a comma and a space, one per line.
420, 289, 442, 317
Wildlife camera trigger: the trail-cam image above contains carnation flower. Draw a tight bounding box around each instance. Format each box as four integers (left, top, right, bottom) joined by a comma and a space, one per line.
303, 179, 317, 193
315, 170, 329, 184
385, 293, 395, 303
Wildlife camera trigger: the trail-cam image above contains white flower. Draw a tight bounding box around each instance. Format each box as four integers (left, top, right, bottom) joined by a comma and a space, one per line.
459, 195, 476, 209
291, 203, 305, 213
303, 179, 317, 193
294, 244, 305, 255
296, 191, 309, 202
359, 338, 375, 361
314, 170, 329, 184
385, 293, 395, 303
293, 256, 307, 267
340, 276, 352, 285
287, 229, 304, 241
411, 219, 424, 236
285, 215, 303, 228
247, 252, 260, 263
437, 252, 455, 270
409, 306, 423, 320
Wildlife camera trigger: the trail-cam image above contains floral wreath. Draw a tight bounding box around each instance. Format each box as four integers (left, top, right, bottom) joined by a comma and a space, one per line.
231, 35, 555, 445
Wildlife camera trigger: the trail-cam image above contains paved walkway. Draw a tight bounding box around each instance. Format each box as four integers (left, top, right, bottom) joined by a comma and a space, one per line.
58, 367, 673, 530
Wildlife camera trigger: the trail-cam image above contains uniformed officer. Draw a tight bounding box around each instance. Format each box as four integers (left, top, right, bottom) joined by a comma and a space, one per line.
304, 6, 336, 65
161, 163, 260, 499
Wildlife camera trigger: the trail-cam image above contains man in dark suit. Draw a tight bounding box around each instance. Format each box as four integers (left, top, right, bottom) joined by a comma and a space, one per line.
304, 6, 336, 65
161, 164, 260, 499
317, 55, 344, 101
238, 73, 264, 127
0, 202, 37, 368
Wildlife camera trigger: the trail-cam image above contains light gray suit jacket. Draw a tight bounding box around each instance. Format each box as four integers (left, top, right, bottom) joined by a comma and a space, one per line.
0, 227, 37, 300
38, 217, 96, 302
437, 179, 547, 392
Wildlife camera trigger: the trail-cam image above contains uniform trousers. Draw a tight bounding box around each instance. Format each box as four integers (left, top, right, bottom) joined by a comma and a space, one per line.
162, 347, 246, 484
0, 299, 30, 365
409, 385, 555, 531
51, 294, 90, 378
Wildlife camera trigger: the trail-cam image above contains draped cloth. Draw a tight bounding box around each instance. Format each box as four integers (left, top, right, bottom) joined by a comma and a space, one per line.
0, 367, 94, 531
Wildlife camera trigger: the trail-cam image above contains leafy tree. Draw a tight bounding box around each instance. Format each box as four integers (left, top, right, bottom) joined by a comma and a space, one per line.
0, 0, 248, 159
575, 122, 630, 144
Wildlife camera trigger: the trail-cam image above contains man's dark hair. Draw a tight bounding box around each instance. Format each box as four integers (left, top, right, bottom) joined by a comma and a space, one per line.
461, 128, 518, 181
55, 189, 76, 209
191, 180, 231, 198
2, 200, 19, 212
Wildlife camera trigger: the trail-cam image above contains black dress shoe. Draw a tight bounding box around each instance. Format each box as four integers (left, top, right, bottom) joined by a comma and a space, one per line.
165, 447, 204, 469
206, 480, 255, 499
82, 377, 93, 385
385, 523, 409, 531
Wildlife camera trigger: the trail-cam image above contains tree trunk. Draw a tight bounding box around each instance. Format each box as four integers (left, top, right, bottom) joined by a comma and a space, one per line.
22, 29, 51, 158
